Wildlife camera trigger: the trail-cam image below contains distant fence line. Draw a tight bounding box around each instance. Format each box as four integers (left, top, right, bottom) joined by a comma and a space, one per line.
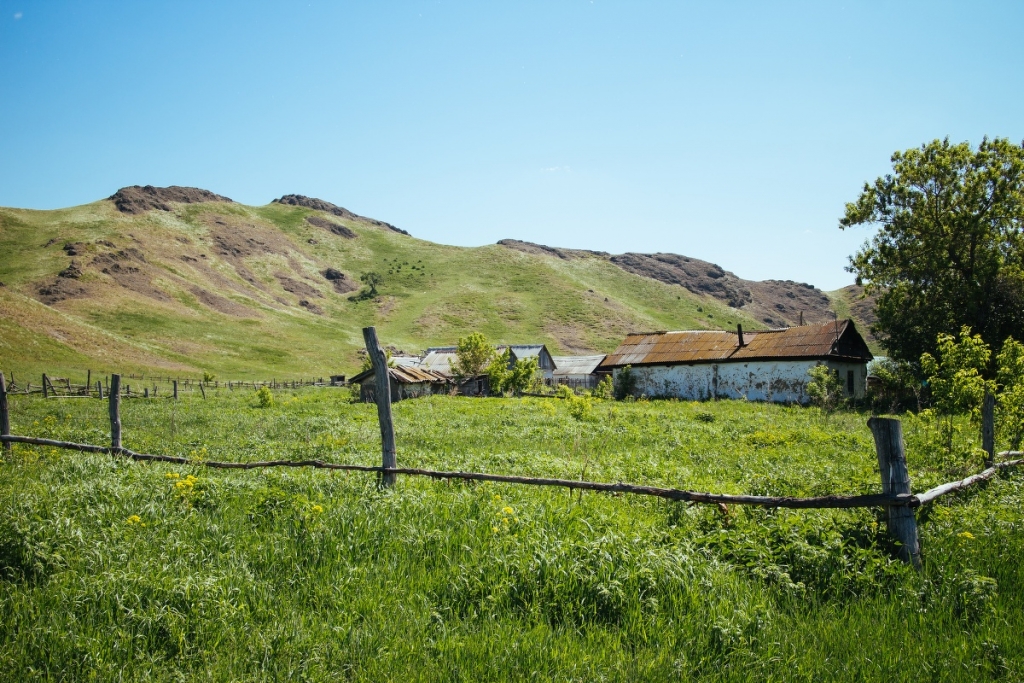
0, 371, 341, 399
2, 329, 1023, 570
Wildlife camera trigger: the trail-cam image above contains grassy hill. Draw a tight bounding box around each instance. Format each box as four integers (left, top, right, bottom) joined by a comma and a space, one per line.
0, 187, 874, 380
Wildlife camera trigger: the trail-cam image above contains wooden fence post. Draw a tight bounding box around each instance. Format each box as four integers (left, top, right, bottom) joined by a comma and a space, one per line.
363, 326, 397, 487
97, 380, 103, 400
86, 370, 91, 396
109, 374, 122, 450
1, 372, 11, 453
982, 391, 995, 468
868, 417, 921, 568
199, 383, 206, 400
173, 380, 178, 400
42, 373, 48, 399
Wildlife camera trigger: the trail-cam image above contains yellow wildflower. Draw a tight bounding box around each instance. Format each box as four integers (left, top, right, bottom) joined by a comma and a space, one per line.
958, 531, 975, 540
126, 515, 145, 527
502, 506, 514, 515
165, 472, 180, 479
311, 504, 324, 514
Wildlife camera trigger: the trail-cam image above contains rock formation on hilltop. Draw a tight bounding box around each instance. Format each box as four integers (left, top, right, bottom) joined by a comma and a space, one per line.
109, 186, 234, 214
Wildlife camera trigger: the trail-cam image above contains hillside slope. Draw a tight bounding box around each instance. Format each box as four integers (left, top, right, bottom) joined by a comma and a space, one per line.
1, 187, 783, 379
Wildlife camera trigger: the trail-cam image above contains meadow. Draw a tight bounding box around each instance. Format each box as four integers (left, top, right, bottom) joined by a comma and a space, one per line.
1, 388, 1021, 681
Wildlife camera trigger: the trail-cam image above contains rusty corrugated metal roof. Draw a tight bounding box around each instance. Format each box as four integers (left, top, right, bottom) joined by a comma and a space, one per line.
350, 365, 450, 384
599, 320, 871, 368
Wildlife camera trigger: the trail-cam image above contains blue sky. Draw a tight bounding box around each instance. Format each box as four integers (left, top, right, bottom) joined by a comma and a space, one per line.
2, 1, 1022, 290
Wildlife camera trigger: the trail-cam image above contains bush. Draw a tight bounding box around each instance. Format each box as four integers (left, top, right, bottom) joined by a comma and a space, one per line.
254, 386, 273, 408
807, 365, 844, 416
613, 365, 636, 400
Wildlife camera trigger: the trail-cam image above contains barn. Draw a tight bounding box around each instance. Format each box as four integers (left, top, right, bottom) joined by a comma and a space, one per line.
598, 320, 873, 403
349, 365, 450, 403
551, 355, 608, 390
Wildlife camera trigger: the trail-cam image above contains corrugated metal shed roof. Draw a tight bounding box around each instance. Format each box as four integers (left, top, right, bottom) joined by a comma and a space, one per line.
552, 355, 607, 376
600, 320, 872, 368
350, 365, 450, 384
420, 350, 458, 375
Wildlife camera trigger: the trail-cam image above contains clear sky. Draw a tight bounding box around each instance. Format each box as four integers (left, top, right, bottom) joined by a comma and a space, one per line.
2, 1, 1022, 290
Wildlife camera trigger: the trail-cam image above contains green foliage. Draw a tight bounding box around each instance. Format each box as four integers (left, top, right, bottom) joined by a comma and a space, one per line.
254, 385, 273, 408
452, 332, 495, 383
921, 327, 994, 418
613, 364, 636, 400
593, 374, 614, 399
359, 271, 383, 297
557, 384, 593, 421
867, 357, 922, 413
486, 348, 513, 395
507, 356, 540, 395
202, 371, 216, 383
841, 137, 1024, 365
996, 337, 1024, 450
806, 365, 844, 416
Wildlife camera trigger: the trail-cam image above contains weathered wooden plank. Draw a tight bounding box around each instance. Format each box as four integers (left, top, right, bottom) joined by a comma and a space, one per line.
0, 372, 10, 453
869, 417, 921, 568
109, 374, 122, 449
363, 326, 397, 487
916, 458, 1024, 505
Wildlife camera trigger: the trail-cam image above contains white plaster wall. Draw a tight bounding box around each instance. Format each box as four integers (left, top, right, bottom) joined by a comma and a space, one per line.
615, 359, 868, 403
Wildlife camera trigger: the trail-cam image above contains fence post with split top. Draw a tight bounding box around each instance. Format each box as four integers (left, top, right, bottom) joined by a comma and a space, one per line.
868, 417, 921, 568
109, 374, 122, 450
363, 326, 397, 487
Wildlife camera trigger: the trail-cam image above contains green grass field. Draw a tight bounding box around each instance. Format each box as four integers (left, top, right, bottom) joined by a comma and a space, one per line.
1, 389, 1021, 681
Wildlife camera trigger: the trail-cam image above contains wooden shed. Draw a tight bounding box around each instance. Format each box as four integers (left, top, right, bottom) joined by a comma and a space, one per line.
349, 365, 450, 403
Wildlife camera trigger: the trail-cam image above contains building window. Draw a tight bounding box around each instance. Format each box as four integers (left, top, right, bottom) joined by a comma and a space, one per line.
847, 370, 855, 395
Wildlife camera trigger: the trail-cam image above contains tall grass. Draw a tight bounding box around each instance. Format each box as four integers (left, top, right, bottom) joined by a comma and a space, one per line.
0, 390, 1021, 680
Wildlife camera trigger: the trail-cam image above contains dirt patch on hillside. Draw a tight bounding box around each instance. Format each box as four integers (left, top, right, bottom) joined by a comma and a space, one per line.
188, 286, 252, 317
323, 268, 358, 294
91, 248, 170, 301
110, 186, 233, 214
272, 194, 410, 235
37, 275, 88, 305
275, 273, 323, 300
498, 239, 609, 260
836, 284, 880, 341
306, 215, 356, 239
608, 252, 834, 328
299, 300, 324, 315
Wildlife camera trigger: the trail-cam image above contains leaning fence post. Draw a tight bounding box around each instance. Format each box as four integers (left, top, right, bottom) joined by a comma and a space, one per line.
109, 374, 122, 450
42, 373, 48, 399
97, 380, 103, 400
1, 372, 11, 453
363, 326, 397, 487
199, 382, 206, 400
868, 417, 921, 568
982, 391, 995, 468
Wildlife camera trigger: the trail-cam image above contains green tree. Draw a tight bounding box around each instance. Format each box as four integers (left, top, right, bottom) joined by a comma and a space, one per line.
486, 348, 513, 394
359, 272, 384, 297
613, 365, 636, 400
840, 137, 1024, 367
452, 332, 496, 383
921, 327, 995, 451
507, 356, 540, 395
806, 365, 844, 417
868, 357, 923, 413
360, 348, 394, 373
996, 337, 1024, 450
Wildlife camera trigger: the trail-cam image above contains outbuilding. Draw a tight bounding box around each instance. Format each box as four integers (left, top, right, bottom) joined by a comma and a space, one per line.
349, 365, 450, 403
551, 354, 608, 390
598, 320, 873, 403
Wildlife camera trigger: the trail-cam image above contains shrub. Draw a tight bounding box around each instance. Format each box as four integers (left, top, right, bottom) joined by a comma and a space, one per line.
202, 371, 216, 383
593, 375, 613, 399
613, 365, 636, 400
254, 386, 274, 408
806, 365, 844, 416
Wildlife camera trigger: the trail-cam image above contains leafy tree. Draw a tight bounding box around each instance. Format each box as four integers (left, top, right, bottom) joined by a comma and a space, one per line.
806, 365, 844, 417
452, 332, 496, 383
840, 137, 1024, 366
920, 327, 995, 451
868, 357, 923, 413
507, 357, 540, 395
996, 337, 1024, 450
613, 365, 636, 400
486, 348, 513, 394
359, 272, 384, 297
593, 375, 614, 399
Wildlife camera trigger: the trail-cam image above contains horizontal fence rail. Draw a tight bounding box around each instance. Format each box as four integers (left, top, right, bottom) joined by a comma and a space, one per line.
2, 434, 1021, 511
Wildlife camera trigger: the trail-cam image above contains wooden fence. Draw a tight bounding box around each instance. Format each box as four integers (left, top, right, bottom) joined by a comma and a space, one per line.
1, 327, 1022, 569
0, 372, 337, 399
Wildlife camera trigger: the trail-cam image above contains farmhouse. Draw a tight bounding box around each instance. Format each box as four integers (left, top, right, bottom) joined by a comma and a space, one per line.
599, 320, 873, 403
419, 343, 557, 386
349, 365, 449, 403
